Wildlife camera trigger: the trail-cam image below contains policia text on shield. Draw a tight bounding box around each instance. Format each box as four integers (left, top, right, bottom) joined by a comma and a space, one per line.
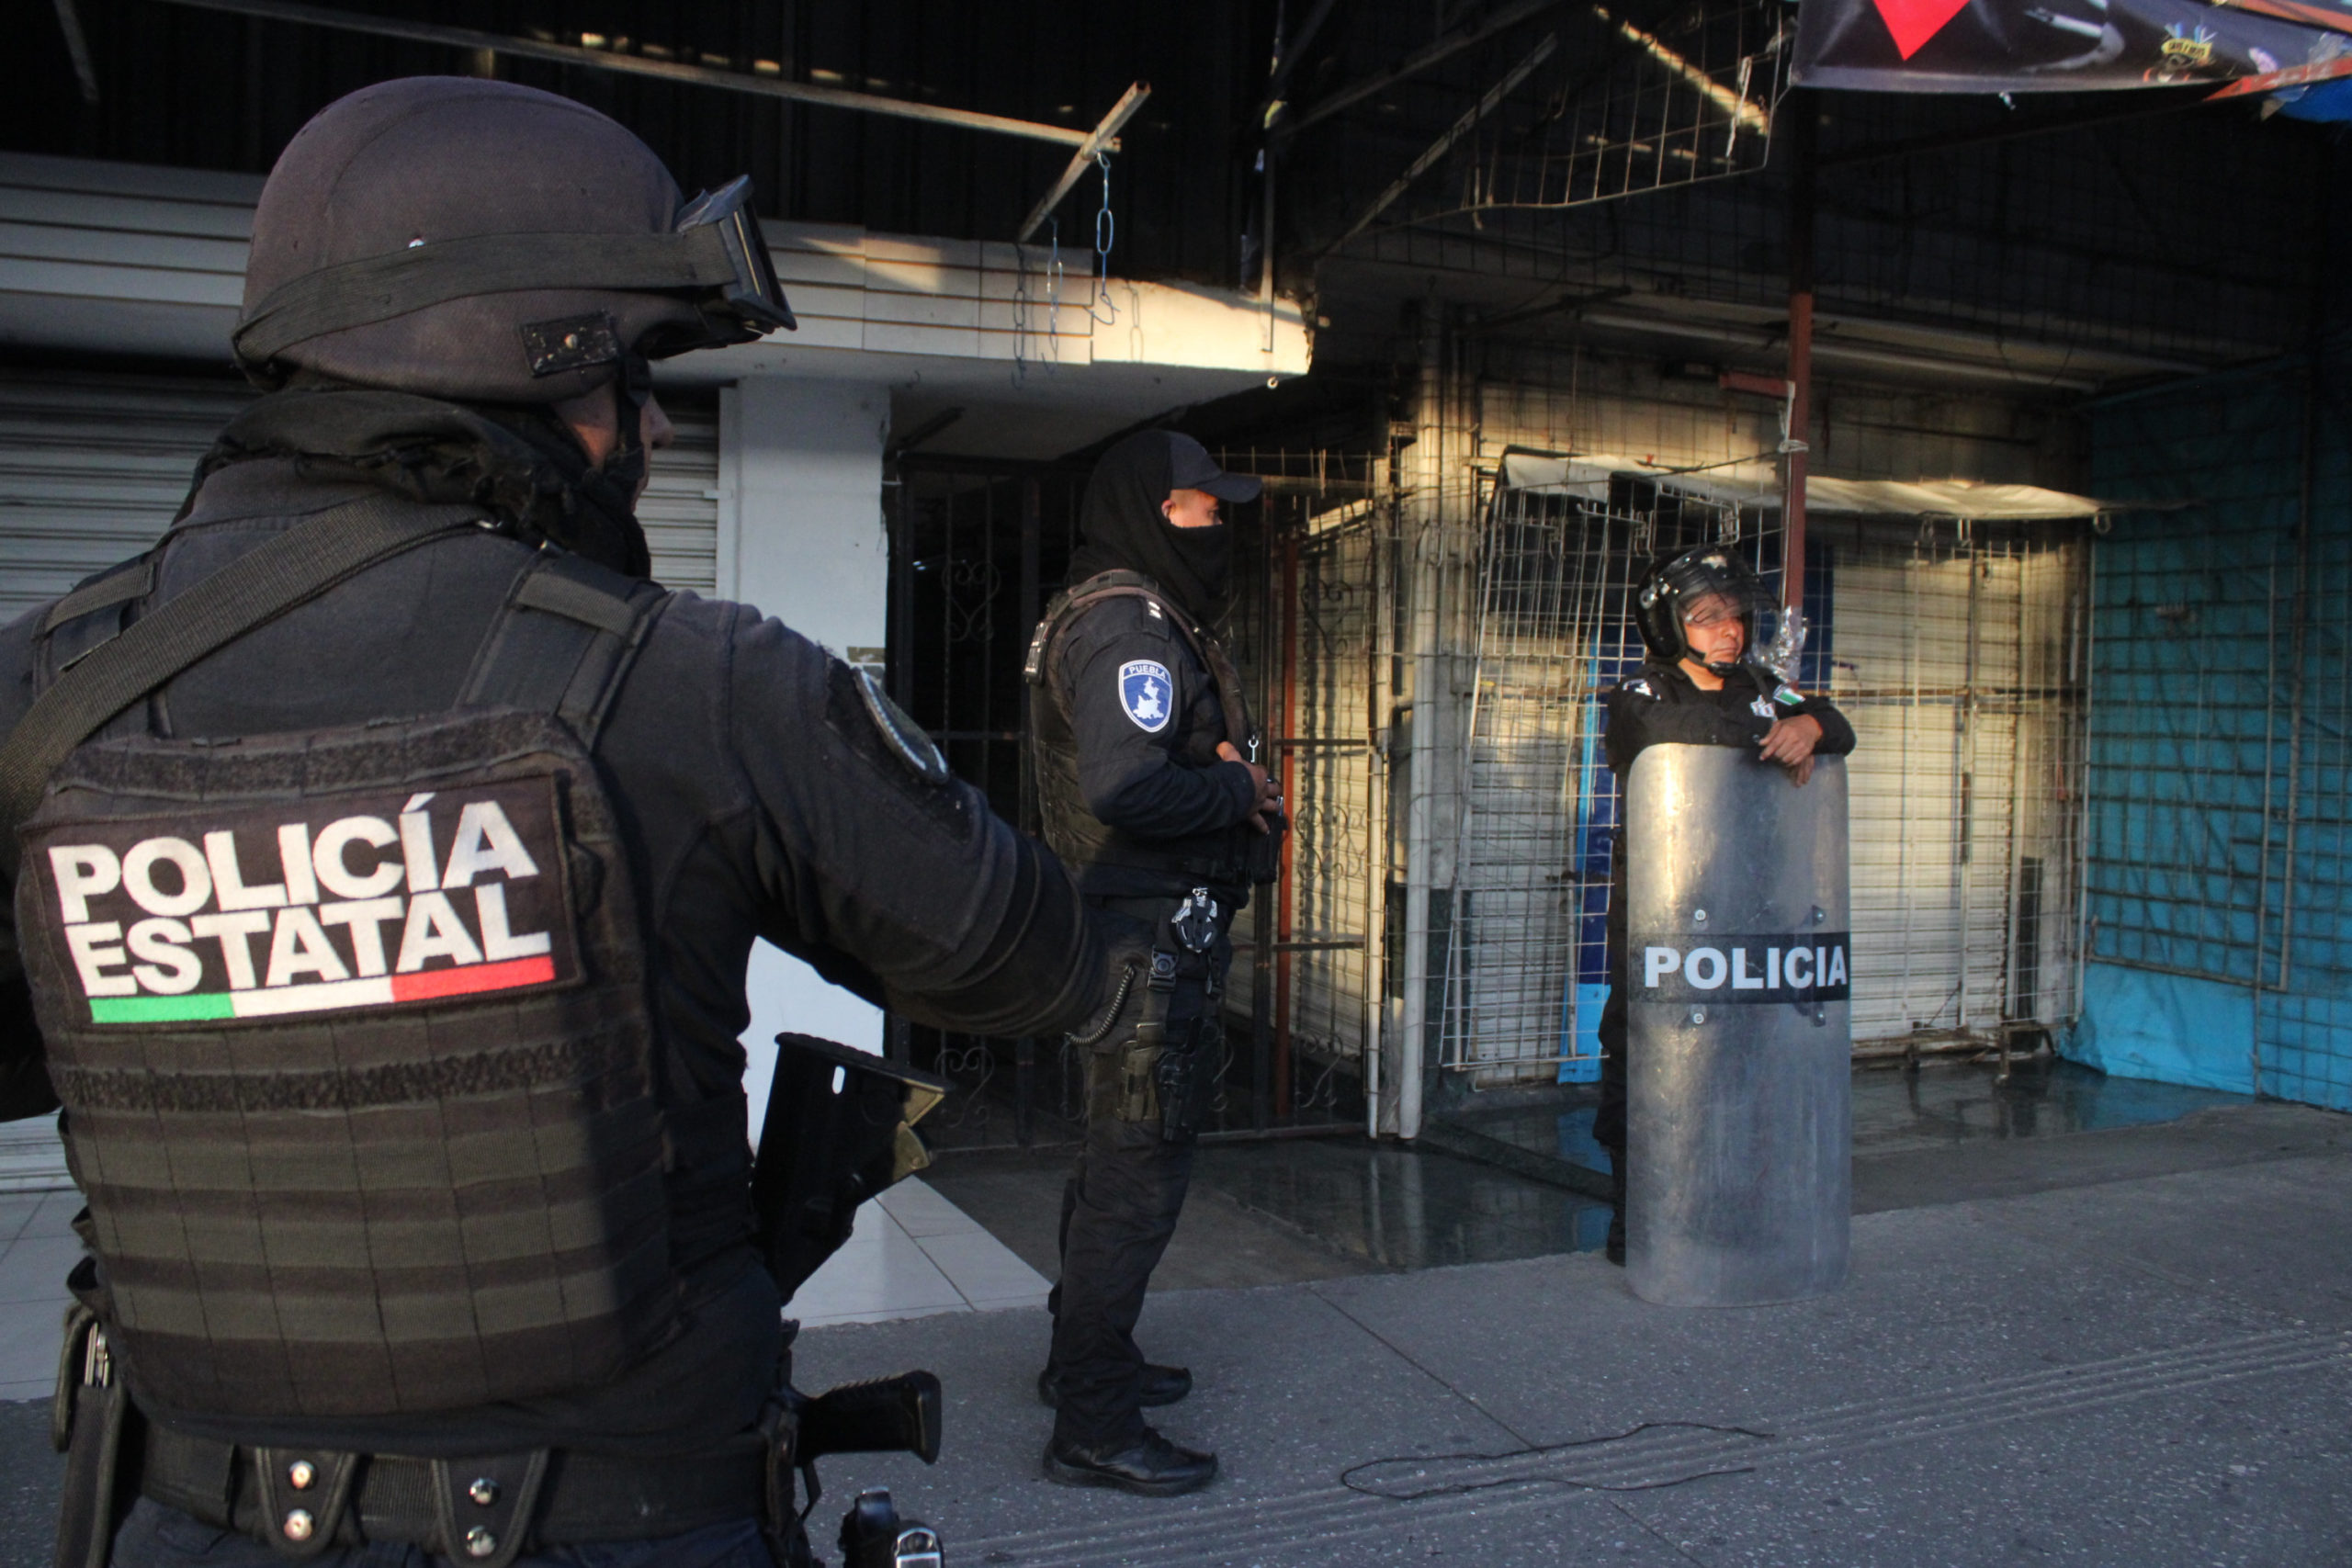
0, 77, 1132, 1568
1597, 547, 1858, 1303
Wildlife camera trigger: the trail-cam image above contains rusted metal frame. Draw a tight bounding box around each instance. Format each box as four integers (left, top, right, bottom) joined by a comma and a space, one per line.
1274, 527, 1303, 1118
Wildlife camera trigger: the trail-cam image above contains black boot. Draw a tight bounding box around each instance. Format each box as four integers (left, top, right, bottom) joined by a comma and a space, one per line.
1605, 1152, 1627, 1267
1044, 1427, 1219, 1496
1038, 1363, 1193, 1409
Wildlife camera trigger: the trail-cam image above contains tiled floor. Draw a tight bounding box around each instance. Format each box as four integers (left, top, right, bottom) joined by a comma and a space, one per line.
786, 1176, 1051, 1327
0, 1189, 79, 1403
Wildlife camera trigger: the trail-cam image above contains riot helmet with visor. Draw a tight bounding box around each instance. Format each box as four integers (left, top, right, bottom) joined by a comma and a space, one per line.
1634, 545, 1803, 679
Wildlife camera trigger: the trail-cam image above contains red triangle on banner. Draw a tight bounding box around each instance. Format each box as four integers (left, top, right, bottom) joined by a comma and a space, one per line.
1871, 0, 1971, 57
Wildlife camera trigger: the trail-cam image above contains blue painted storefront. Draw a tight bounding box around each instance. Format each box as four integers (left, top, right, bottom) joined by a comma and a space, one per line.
2079, 347, 2352, 1110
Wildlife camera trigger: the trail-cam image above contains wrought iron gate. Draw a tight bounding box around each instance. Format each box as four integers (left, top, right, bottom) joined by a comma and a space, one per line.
886, 449, 1386, 1146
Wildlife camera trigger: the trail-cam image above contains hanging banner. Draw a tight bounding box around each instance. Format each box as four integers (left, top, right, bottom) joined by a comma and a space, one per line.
1792, 0, 2352, 95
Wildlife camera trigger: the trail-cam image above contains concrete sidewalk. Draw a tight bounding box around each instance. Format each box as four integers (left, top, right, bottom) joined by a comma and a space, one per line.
4, 1101, 2349, 1565
783, 1106, 2352, 1566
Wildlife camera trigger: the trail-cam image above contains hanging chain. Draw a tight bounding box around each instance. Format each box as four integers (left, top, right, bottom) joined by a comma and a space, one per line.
1088, 150, 1119, 325
1012, 152, 1116, 383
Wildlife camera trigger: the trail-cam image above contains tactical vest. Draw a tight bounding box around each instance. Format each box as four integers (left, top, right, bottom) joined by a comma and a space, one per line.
14, 526, 715, 1420
1023, 570, 1256, 889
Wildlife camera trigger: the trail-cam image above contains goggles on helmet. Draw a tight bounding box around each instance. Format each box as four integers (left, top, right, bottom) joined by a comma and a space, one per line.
232, 172, 795, 378
669, 175, 796, 343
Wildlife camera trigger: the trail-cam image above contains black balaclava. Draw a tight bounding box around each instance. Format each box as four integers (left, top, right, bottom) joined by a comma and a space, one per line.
184, 375, 654, 579
1068, 432, 1232, 623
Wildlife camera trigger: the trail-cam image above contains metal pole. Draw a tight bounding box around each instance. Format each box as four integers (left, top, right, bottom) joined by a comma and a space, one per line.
1253, 500, 1279, 1132
1016, 477, 1044, 1146
1782, 92, 1816, 615
1397, 304, 1446, 1142
1275, 530, 1301, 1118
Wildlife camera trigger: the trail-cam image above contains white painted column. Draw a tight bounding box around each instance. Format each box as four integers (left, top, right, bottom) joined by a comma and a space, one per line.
718, 377, 892, 1134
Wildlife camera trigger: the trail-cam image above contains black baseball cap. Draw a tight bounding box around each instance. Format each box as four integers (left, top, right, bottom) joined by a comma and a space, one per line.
1163, 432, 1263, 503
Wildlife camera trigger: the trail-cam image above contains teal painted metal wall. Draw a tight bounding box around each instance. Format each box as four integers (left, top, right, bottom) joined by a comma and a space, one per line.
2082, 347, 2352, 1109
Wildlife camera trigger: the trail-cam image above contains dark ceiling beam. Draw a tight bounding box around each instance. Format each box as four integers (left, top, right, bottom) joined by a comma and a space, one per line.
1324, 32, 1560, 254
1259, 0, 1343, 131
141, 0, 1112, 149
1279, 0, 1564, 139
1818, 87, 2215, 170
51, 0, 99, 104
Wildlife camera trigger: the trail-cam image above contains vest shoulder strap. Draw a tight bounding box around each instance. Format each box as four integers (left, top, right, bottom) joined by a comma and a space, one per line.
458, 548, 669, 748
0, 493, 481, 871
1021, 570, 1257, 750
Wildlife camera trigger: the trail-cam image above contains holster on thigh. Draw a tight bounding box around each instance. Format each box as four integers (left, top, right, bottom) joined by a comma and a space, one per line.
53, 1291, 141, 1568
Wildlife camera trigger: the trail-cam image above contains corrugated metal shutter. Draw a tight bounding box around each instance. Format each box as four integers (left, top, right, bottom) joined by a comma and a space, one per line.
640, 400, 719, 595
0, 371, 251, 622
0, 371, 721, 611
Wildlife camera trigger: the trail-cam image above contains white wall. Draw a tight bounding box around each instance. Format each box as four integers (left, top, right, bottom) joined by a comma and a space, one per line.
718, 377, 893, 1133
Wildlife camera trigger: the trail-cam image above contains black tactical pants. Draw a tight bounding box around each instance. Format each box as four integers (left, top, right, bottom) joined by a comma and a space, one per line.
1596, 892, 1630, 1157
1045, 897, 1231, 1450
1595, 976, 1628, 1158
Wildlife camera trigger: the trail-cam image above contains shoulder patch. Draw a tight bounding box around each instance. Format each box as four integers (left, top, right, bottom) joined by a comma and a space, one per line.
855, 667, 950, 785
1119, 660, 1175, 733
1623, 677, 1657, 700
1773, 685, 1806, 706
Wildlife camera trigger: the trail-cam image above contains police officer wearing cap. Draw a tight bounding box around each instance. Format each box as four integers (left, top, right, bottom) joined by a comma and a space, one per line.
1023, 430, 1280, 1495
1594, 547, 1856, 1263
0, 77, 1118, 1567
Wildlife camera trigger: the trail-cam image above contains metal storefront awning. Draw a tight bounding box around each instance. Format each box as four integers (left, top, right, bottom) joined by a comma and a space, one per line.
1499, 451, 2114, 520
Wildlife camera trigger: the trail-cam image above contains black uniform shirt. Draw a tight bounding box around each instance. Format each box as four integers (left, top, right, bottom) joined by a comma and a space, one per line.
0, 459, 1102, 1459
1043, 593, 1256, 901
1600, 657, 1858, 966
1604, 658, 1857, 779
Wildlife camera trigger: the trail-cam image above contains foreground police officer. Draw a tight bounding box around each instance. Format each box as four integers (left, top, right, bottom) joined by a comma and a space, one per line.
1595, 547, 1855, 1263
0, 78, 1114, 1566
1023, 431, 1279, 1495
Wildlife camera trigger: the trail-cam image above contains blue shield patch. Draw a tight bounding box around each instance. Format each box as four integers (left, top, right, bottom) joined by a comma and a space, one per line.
1118, 660, 1174, 733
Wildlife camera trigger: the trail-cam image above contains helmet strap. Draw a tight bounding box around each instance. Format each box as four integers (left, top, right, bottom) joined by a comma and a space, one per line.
598, 354, 652, 501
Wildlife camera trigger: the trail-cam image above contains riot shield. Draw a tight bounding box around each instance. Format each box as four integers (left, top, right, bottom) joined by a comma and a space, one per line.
1622, 746, 1850, 1306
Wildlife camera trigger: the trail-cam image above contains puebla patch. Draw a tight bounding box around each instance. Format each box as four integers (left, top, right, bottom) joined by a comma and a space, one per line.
1751, 695, 1777, 720
1623, 677, 1657, 699
1119, 660, 1174, 733
856, 668, 951, 785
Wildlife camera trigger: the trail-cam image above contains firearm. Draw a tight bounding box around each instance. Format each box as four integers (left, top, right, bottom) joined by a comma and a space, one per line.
779, 1372, 944, 1568
797, 1372, 942, 1465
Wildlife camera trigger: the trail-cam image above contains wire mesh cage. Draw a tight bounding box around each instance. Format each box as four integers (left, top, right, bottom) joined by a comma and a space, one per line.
1366, 0, 1792, 237
1441, 476, 2091, 1082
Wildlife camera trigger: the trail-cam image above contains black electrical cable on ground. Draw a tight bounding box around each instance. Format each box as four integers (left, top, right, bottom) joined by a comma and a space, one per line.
1340, 1419, 1778, 1501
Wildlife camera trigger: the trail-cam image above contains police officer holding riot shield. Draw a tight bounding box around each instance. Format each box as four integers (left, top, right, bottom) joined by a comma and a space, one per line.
1594, 547, 1856, 1263
0, 78, 1117, 1567
1023, 431, 1279, 1496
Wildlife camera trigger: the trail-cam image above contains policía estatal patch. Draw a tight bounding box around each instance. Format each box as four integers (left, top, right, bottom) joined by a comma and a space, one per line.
1119, 659, 1174, 733
26, 779, 581, 1026
1633, 933, 1851, 1004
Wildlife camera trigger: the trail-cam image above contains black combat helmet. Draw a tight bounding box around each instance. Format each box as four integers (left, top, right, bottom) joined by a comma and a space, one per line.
1634, 544, 1792, 677
232, 75, 794, 404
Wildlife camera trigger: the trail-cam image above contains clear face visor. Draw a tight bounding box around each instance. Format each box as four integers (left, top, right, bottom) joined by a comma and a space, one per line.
673, 175, 796, 342
1665, 556, 1806, 678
